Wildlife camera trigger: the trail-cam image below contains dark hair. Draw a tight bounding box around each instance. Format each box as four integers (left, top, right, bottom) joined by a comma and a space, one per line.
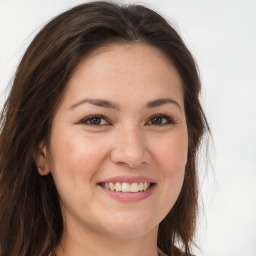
0, 1, 209, 256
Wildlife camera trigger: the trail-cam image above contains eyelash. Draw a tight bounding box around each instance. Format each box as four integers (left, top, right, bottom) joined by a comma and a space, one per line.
146, 114, 177, 126
80, 114, 176, 127
80, 115, 110, 126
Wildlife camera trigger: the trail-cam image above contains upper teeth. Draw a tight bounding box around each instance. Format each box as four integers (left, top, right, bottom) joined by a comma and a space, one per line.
103, 182, 150, 193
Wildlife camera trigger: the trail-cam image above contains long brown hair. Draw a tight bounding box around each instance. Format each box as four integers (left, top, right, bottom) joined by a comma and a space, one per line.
0, 2, 209, 256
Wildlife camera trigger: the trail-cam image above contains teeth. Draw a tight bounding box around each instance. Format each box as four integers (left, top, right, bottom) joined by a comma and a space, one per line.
115, 182, 122, 192
109, 182, 115, 191
103, 182, 151, 193
138, 182, 144, 191
144, 182, 149, 190
130, 183, 139, 192
122, 182, 130, 192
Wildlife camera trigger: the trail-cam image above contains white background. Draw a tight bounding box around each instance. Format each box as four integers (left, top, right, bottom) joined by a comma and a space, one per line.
0, 0, 255, 255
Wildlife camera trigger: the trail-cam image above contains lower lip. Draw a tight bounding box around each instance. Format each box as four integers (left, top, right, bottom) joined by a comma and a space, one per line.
99, 184, 156, 202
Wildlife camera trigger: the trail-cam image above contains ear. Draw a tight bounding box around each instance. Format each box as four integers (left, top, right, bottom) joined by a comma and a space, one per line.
34, 140, 50, 176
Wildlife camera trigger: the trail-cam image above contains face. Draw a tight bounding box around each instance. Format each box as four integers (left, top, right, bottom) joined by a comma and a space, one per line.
37, 43, 188, 239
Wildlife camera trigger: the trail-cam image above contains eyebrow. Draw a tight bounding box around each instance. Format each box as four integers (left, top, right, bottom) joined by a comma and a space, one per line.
146, 98, 181, 110
69, 98, 181, 111
70, 98, 120, 110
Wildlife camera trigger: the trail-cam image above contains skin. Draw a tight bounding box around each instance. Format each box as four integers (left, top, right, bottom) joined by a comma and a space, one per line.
36, 43, 188, 256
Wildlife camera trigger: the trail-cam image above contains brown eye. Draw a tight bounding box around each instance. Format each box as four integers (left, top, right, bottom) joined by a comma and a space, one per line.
146, 114, 175, 126
89, 117, 102, 125
80, 115, 110, 126
151, 116, 163, 125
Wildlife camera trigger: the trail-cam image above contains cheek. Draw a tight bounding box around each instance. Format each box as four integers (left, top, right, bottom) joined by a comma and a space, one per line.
48, 132, 110, 216
48, 130, 109, 191
151, 131, 188, 213
160, 144, 187, 192
51, 128, 103, 165
155, 131, 188, 175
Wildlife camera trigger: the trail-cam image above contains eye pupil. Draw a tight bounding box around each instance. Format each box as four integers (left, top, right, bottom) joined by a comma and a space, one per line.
152, 116, 162, 124
91, 117, 101, 125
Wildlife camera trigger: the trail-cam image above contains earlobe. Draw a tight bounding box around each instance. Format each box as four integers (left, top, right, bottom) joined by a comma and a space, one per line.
34, 140, 50, 176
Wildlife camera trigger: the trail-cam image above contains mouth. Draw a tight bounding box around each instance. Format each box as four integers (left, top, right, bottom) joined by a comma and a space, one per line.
98, 182, 154, 193
97, 176, 156, 202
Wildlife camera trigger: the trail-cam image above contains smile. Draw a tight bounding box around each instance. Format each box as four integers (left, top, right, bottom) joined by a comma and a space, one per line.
100, 182, 151, 193
98, 176, 156, 202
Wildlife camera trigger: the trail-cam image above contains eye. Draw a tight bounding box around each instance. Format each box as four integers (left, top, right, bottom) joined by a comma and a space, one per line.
146, 114, 176, 126
80, 115, 111, 126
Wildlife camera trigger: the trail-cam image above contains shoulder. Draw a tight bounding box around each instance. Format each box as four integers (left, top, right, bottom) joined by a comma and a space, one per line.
158, 247, 196, 256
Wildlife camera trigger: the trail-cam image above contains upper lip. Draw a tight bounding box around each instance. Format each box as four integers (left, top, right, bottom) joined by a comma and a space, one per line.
98, 175, 156, 184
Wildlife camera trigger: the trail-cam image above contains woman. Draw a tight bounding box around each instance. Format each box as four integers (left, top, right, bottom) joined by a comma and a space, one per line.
0, 1, 209, 256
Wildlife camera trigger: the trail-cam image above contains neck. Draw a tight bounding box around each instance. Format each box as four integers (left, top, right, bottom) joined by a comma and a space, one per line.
54, 219, 160, 256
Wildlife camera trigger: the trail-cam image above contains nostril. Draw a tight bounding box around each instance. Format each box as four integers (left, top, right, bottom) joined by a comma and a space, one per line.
110, 147, 151, 168
109, 133, 151, 167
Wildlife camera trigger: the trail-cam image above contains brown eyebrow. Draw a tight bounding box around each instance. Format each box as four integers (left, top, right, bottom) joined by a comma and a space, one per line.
146, 98, 181, 110
69, 98, 120, 110
69, 98, 181, 111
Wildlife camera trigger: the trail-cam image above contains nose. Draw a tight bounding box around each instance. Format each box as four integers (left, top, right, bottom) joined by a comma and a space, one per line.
110, 126, 151, 168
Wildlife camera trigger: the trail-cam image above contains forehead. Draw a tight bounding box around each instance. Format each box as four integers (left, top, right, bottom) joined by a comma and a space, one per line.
72, 43, 179, 78
61, 43, 184, 109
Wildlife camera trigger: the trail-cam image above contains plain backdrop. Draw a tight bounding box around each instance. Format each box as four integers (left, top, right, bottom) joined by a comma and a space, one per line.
0, 0, 255, 255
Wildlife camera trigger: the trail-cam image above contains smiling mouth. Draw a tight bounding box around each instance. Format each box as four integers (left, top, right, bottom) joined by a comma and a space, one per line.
99, 182, 153, 193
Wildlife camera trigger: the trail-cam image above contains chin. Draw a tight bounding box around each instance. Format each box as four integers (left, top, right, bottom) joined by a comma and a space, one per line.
98, 212, 159, 239
105, 224, 157, 239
